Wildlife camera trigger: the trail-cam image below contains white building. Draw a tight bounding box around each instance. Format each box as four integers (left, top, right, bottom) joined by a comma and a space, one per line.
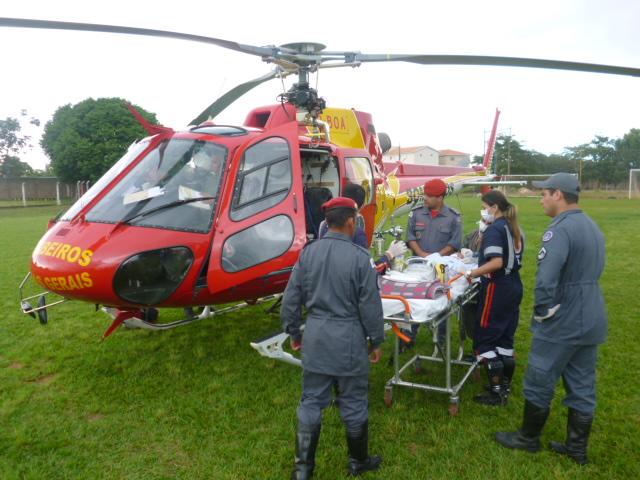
383, 145, 440, 165
439, 149, 471, 167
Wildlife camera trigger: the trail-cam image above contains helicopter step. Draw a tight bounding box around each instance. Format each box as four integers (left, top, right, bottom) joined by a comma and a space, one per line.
251, 323, 394, 367
250, 330, 302, 367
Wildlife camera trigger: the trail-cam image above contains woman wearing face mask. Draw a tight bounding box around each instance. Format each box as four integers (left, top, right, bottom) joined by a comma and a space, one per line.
465, 189, 524, 406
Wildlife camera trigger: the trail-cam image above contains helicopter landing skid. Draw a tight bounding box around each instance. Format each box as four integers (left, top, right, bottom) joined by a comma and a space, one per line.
101, 295, 282, 334
250, 331, 302, 367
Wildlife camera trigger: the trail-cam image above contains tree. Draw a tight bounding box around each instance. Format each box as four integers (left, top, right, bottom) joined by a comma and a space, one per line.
493, 135, 545, 175
616, 128, 640, 171
0, 110, 40, 173
0, 156, 34, 178
41, 98, 158, 182
565, 136, 620, 187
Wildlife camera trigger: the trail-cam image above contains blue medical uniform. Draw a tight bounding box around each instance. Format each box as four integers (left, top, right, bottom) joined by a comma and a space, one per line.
474, 217, 524, 358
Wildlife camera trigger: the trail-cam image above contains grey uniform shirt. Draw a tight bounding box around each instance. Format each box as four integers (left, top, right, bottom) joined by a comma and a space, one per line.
280, 231, 385, 376
407, 204, 462, 253
532, 209, 607, 345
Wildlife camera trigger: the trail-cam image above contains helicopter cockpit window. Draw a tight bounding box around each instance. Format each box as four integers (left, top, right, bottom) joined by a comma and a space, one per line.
344, 157, 374, 204
222, 214, 294, 272
301, 149, 339, 198
60, 140, 150, 222
230, 137, 292, 221
85, 139, 227, 233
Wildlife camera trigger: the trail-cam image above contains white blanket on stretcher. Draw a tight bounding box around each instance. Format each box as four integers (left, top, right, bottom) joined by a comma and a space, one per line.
380, 256, 477, 323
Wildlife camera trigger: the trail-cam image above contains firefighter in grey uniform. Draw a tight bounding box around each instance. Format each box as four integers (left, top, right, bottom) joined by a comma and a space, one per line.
281, 196, 385, 479
496, 173, 607, 465
406, 178, 462, 345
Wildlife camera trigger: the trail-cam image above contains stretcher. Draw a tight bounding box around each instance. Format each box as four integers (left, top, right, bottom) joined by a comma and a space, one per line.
380, 268, 480, 416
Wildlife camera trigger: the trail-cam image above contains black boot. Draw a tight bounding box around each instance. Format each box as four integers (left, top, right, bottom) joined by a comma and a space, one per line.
475, 359, 507, 406
291, 423, 321, 480
346, 421, 382, 476
549, 408, 593, 465
484, 356, 515, 399
501, 355, 516, 398
495, 399, 550, 452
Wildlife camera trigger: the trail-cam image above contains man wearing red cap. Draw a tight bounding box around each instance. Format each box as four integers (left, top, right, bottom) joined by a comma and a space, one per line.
407, 178, 462, 258
282, 196, 384, 479
406, 178, 463, 346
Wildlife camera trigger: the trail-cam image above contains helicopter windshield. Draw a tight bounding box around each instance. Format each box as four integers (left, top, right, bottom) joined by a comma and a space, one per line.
60, 139, 150, 222
86, 138, 227, 233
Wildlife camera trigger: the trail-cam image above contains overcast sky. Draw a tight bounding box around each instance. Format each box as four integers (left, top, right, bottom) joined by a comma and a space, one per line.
1, 0, 639, 170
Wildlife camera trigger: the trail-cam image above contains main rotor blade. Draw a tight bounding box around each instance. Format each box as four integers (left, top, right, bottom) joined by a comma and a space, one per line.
0, 17, 275, 58
353, 53, 640, 78
189, 69, 285, 126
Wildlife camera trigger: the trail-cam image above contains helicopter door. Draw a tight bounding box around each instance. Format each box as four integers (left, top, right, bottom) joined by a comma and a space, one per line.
207, 122, 304, 295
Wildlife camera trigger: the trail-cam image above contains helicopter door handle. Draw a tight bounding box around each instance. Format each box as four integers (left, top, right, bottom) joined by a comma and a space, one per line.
293, 193, 298, 213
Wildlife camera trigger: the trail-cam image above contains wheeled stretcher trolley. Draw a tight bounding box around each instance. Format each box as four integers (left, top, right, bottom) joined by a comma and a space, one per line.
380, 269, 480, 416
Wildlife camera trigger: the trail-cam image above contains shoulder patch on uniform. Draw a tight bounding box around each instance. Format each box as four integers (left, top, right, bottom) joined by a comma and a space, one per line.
370, 258, 376, 269
542, 230, 553, 242
537, 247, 547, 260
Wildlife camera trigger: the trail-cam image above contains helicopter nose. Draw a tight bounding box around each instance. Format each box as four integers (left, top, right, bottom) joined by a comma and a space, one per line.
113, 247, 194, 305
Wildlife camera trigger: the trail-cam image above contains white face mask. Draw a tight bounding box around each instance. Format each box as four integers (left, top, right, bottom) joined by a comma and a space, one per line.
480, 208, 495, 223
478, 220, 488, 232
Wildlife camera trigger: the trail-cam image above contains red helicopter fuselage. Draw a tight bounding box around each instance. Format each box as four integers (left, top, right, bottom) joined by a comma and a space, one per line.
30, 103, 382, 310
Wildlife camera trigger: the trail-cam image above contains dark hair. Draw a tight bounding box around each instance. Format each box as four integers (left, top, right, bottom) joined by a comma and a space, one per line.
343, 183, 366, 209
481, 189, 522, 250
325, 207, 356, 228
563, 192, 579, 204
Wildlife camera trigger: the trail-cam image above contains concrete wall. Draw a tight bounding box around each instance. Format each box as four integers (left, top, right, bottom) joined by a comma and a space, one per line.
0, 177, 76, 200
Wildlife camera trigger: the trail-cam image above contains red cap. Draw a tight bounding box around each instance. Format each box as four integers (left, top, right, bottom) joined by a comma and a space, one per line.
322, 196, 358, 212
424, 179, 447, 197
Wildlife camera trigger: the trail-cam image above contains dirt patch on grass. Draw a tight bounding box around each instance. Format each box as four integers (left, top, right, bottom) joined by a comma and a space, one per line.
8, 363, 24, 369
87, 413, 105, 422
27, 373, 59, 385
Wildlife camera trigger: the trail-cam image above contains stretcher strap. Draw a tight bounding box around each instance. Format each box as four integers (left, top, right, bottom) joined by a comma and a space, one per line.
446, 273, 471, 299
381, 294, 413, 343
391, 323, 412, 343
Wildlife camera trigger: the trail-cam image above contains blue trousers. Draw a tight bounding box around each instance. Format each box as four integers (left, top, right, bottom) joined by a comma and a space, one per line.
297, 370, 369, 430
473, 277, 522, 356
523, 338, 598, 414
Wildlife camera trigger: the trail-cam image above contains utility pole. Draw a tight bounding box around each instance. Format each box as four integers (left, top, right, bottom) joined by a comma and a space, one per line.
506, 127, 512, 177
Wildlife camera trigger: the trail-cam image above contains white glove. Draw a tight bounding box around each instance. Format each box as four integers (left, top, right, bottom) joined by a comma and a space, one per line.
386, 240, 408, 259
533, 304, 561, 322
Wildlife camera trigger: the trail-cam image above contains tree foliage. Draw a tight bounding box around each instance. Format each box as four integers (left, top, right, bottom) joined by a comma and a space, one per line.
0, 110, 40, 177
0, 156, 34, 178
41, 98, 158, 183
482, 131, 639, 188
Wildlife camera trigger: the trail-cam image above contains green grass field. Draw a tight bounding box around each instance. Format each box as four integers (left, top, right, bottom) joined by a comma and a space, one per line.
1, 197, 639, 479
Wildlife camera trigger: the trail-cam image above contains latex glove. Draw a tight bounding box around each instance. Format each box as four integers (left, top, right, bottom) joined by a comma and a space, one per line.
291, 337, 302, 351
386, 240, 408, 259
464, 270, 474, 280
533, 304, 561, 322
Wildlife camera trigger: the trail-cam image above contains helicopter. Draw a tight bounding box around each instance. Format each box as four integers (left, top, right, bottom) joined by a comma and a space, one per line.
3, 17, 639, 339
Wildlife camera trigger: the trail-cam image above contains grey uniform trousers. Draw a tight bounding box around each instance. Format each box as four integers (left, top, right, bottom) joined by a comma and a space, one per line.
523, 337, 598, 414
297, 370, 369, 430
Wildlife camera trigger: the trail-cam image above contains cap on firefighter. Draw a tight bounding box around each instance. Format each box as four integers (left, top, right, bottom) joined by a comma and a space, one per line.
424, 179, 448, 197
322, 196, 358, 212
